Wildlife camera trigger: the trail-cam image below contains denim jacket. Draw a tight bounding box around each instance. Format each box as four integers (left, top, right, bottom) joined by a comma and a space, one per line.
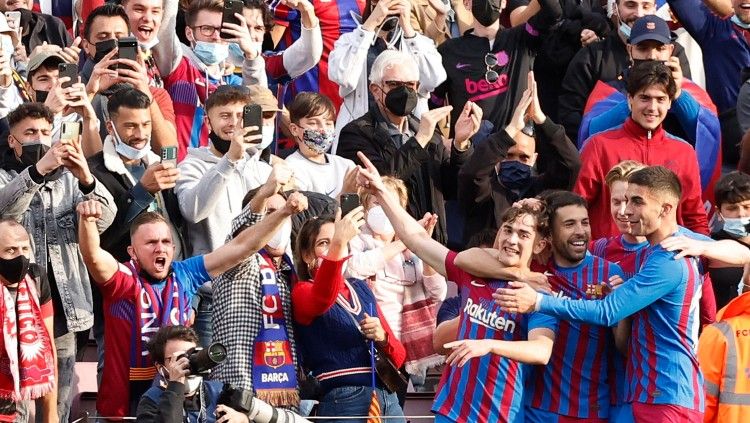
0, 166, 116, 334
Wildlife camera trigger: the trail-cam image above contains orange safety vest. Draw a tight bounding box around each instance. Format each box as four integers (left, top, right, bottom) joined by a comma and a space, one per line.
698, 292, 750, 423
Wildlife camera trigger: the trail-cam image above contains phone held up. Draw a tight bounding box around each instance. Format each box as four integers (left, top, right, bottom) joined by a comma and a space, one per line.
340, 193, 360, 217
161, 146, 178, 167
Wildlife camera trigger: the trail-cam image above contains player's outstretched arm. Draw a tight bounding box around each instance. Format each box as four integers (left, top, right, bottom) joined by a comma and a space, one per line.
443, 327, 554, 366
661, 236, 750, 267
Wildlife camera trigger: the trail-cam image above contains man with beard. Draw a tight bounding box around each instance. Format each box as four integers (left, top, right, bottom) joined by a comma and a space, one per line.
0, 102, 116, 423
495, 166, 750, 421
522, 190, 624, 422
77, 190, 308, 418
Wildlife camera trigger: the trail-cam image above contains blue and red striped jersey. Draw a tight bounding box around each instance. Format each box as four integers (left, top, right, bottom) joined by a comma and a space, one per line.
526, 255, 623, 419
432, 251, 557, 423
268, 0, 365, 109
590, 235, 650, 279
538, 227, 708, 412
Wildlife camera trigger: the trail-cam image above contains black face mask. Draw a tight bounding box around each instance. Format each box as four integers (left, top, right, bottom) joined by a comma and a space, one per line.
383, 85, 418, 117
94, 39, 117, 62
209, 131, 231, 154
631, 59, 667, 69
472, 0, 501, 27
19, 142, 49, 166
0, 255, 30, 285
381, 15, 399, 32
35, 90, 48, 103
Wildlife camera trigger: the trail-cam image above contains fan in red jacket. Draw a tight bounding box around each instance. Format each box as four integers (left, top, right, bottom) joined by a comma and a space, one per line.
574, 60, 709, 239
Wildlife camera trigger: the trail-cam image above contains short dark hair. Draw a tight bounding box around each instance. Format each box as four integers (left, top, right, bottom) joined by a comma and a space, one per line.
241, 0, 274, 31
184, 0, 224, 27
544, 190, 588, 227
288, 92, 336, 124
84, 3, 130, 41
130, 212, 168, 238
714, 171, 750, 208
205, 85, 252, 113
147, 325, 199, 364
8, 103, 54, 129
628, 165, 682, 202
107, 88, 152, 117
500, 202, 550, 239
466, 228, 498, 249
626, 61, 677, 100
294, 215, 336, 281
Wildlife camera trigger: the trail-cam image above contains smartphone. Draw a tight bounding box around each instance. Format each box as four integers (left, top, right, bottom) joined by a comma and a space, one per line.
58, 63, 78, 89
5, 11, 20, 35
221, 0, 244, 39
243, 104, 263, 137
161, 146, 178, 167
117, 37, 138, 70
60, 121, 81, 141
93, 38, 117, 64
340, 193, 360, 217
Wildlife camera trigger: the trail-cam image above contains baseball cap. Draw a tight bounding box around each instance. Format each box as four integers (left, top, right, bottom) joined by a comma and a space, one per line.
27, 50, 66, 75
628, 15, 672, 45
247, 85, 281, 112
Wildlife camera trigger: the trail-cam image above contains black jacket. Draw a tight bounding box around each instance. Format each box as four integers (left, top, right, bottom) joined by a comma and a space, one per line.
337, 108, 473, 244
87, 151, 185, 263
458, 118, 580, 244
558, 31, 692, 141
21, 11, 71, 54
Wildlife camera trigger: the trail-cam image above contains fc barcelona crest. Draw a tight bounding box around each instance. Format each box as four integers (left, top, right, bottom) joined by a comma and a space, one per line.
263, 341, 287, 368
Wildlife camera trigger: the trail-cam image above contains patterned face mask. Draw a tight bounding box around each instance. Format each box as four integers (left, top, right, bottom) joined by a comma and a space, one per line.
301, 128, 334, 154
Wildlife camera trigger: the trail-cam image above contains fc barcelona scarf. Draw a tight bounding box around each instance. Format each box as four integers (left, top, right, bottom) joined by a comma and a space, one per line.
252, 251, 298, 407
127, 261, 189, 377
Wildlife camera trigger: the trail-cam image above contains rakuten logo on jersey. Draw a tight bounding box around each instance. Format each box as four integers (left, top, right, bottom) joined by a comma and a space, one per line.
465, 74, 509, 102
464, 297, 516, 333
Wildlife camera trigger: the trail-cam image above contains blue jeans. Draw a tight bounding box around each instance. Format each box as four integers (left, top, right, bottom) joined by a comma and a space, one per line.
316, 386, 404, 423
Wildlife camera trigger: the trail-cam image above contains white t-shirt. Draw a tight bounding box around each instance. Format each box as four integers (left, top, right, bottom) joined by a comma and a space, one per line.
285, 150, 356, 197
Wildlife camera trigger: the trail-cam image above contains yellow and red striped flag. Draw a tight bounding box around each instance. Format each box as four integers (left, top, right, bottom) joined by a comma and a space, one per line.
367, 389, 381, 423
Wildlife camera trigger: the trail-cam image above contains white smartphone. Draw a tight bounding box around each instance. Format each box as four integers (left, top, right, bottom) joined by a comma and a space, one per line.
4, 11, 20, 35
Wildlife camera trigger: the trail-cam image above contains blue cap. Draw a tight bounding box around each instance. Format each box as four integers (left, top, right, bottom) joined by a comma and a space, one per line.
628, 15, 672, 45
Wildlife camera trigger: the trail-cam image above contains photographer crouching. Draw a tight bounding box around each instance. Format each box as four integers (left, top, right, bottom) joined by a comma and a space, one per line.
137, 326, 311, 423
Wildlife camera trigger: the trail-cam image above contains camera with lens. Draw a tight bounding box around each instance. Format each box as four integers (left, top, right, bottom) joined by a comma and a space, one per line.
177, 342, 227, 375
217, 384, 254, 414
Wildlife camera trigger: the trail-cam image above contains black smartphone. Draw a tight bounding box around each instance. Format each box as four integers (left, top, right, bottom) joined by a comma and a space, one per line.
117, 37, 138, 70
221, 0, 244, 39
243, 104, 263, 137
161, 146, 178, 166
58, 63, 78, 89
93, 38, 117, 64
340, 193, 360, 217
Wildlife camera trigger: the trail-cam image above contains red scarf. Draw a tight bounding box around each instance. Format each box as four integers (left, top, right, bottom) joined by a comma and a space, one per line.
0, 276, 54, 401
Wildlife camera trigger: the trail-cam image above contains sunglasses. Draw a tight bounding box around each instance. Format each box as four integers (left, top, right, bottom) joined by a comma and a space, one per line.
485, 53, 499, 84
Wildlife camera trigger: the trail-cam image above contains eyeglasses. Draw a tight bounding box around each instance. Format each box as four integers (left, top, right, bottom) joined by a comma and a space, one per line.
384, 80, 419, 90
192, 25, 222, 37
485, 53, 499, 84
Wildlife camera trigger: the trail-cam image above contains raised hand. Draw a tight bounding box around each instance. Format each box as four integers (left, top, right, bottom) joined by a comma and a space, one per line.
334, 205, 365, 245
453, 101, 482, 150
76, 199, 103, 223
359, 313, 386, 343
282, 191, 309, 216
227, 126, 262, 161
140, 162, 180, 194
355, 151, 386, 194
415, 106, 453, 147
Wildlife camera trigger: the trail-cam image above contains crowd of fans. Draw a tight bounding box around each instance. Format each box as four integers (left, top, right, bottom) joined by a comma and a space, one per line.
1, 0, 750, 422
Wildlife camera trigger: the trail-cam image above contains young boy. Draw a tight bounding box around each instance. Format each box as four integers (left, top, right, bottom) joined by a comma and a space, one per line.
285, 92, 356, 198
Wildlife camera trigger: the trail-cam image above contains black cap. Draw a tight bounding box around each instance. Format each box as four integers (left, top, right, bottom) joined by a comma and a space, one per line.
628, 15, 672, 45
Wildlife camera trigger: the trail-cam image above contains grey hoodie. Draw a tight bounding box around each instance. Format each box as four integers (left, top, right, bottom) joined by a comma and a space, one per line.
175, 146, 271, 256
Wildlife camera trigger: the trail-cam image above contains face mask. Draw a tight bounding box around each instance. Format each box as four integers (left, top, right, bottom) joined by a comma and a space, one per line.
731, 14, 750, 29
498, 160, 532, 190
185, 375, 203, 396
383, 85, 418, 117
94, 39, 117, 62
259, 125, 275, 150
366, 205, 394, 235
380, 15, 399, 32
139, 36, 159, 51
0, 255, 30, 285
19, 140, 49, 166
267, 219, 292, 251
472, 0, 501, 27
721, 215, 750, 238
193, 41, 229, 65
35, 90, 48, 103
209, 131, 231, 155
1, 35, 13, 57
111, 124, 151, 161
619, 22, 631, 38
228, 42, 246, 66
301, 128, 334, 154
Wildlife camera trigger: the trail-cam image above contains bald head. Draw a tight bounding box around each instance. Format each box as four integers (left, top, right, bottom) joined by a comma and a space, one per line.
0, 219, 31, 260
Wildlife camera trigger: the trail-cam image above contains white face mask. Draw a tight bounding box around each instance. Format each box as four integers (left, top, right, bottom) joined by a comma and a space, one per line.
267, 218, 292, 251
139, 36, 159, 51
111, 123, 151, 161
185, 375, 202, 396
366, 205, 395, 236
259, 125, 275, 150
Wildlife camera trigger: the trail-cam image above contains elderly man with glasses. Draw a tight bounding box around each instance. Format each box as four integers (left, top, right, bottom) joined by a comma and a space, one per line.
337, 49, 482, 245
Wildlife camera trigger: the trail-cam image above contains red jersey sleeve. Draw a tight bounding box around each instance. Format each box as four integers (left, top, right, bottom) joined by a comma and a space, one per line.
444, 250, 472, 288
150, 87, 176, 126
292, 257, 348, 325
101, 263, 138, 301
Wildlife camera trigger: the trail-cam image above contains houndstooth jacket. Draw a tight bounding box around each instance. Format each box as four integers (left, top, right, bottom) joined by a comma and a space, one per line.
209, 206, 298, 396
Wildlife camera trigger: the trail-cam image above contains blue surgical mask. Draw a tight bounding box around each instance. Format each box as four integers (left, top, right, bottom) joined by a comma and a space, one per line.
228, 42, 245, 66
732, 15, 750, 29
619, 22, 631, 38
259, 125, 275, 150
111, 124, 151, 161
498, 160, 532, 190
193, 41, 229, 65
721, 214, 750, 238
